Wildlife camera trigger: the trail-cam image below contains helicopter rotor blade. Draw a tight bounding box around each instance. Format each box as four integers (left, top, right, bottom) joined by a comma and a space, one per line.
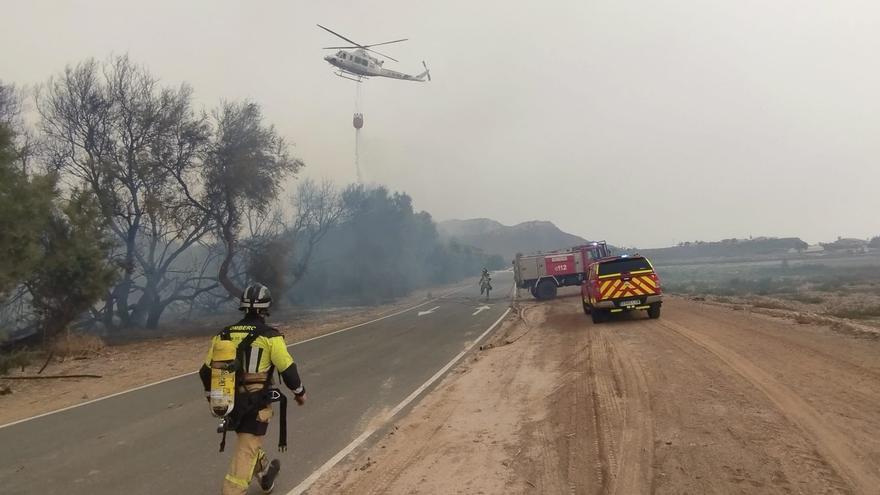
316, 24, 364, 48
317, 24, 406, 62
322, 46, 361, 50
365, 48, 399, 62
363, 38, 408, 48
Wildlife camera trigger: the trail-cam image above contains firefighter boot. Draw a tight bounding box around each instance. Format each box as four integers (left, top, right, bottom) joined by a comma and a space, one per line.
259, 459, 281, 493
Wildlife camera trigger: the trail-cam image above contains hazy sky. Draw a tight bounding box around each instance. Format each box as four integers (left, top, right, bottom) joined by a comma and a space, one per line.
2, 0, 878, 247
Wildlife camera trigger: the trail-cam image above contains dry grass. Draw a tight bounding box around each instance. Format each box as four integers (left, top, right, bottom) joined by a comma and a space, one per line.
794, 313, 818, 325
0, 349, 42, 375
828, 305, 880, 320
792, 312, 879, 339
788, 293, 826, 304
0, 331, 106, 375
750, 299, 793, 311
54, 332, 106, 358
659, 255, 880, 331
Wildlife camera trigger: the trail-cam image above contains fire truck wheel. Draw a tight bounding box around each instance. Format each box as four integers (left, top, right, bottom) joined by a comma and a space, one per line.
536, 280, 557, 300
648, 303, 661, 319
582, 300, 592, 315
591, 309, 606, 324
529, 286, 537, 298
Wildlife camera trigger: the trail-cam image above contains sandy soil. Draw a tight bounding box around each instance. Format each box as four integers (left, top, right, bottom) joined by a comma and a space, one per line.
0, 282, 467, 426
308, 291, 880, 495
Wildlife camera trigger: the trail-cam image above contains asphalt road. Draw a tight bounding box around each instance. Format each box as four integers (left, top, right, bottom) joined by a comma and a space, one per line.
0, 271, 513, 495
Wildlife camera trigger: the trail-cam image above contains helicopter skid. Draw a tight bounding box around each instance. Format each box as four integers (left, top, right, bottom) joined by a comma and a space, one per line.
335, 70, 367, 82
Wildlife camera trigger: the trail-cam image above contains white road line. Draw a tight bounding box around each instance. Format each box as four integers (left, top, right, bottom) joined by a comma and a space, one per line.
0, 370, 202, 430
287, 306, 512, 495
417, 306, 440, 316
0, 284, 471, 430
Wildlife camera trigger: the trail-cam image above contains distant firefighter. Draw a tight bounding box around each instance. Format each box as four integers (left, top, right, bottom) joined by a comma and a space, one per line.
353, 113, 364, 129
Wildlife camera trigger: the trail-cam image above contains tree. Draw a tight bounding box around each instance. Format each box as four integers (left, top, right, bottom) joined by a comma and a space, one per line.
38, 56, 215, 329
0, 81, 36, 172
486, 254, 506, 270
26, 190, 117, 341
0, 83, 17, 122
0, 124, 54, 301
247, 237, 290, 306
1, 121, 116, 344
197, 100, 303, 298
287, 185, 503, 306
242, 179, 345, 304
287, 179, 345, 286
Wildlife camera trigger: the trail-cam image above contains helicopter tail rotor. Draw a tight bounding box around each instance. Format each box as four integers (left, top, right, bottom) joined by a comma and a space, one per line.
420, 61, 432, 82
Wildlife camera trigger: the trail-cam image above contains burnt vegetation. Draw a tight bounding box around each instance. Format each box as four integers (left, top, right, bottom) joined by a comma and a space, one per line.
0, 55, 503, 355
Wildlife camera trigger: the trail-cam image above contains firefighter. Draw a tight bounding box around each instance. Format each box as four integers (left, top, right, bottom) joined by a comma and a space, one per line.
480, 268, 492, 293
199, 283, 307, 495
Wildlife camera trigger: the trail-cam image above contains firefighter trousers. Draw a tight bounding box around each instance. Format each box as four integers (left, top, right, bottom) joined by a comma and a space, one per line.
222, 432, 268, 495
221, 404, 273, 495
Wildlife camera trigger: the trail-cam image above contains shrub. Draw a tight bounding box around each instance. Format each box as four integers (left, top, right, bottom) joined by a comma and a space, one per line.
828, 305, 880, 320
0, 348, 41, 375
788, 293, 825, 304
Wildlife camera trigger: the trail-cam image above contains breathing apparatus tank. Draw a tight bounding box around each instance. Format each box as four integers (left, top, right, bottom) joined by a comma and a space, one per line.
209, 339, 238, 418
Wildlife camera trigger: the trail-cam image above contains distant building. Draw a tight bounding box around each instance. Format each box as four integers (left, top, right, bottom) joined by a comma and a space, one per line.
801, 244, 825, 255
820, 238, 869, 254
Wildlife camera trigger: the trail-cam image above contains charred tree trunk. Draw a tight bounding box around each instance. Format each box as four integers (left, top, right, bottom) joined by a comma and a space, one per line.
145, 300, 166, 329
129, 282, 159, 328
218, 238, 240, 298
114, 230, 139, 328
99, 290, 115, 330
218, 212, 241, 299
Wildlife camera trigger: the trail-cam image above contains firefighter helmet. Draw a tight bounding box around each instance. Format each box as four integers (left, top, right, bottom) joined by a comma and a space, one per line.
239, 283, 272, 311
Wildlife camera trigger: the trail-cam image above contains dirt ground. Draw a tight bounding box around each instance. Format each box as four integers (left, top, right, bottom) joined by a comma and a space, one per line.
308, 290, 880, 495
0, 282, 466, 426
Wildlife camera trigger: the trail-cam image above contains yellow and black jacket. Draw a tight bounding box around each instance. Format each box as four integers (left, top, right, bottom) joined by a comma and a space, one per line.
199, 314, 304, 401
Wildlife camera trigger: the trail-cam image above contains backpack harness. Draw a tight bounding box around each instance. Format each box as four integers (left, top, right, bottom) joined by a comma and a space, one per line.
216, 327, 288, 453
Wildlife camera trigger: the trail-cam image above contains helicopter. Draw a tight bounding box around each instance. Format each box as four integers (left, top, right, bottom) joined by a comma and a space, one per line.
318, 24, 431, 83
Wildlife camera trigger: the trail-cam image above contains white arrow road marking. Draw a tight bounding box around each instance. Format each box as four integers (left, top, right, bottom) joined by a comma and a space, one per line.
472, 305, 491, 316
418, 306, 440, 317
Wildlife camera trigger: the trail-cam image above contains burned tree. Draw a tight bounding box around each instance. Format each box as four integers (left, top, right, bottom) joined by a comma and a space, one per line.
240, 179, 345, 305
198, 101, 302, 298
0, 81, 37, 172
37, 56, 216, 329
287, 178, 346, 287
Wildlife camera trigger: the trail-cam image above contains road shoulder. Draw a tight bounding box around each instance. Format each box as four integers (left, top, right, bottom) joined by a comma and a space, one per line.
306, 301, 559, 494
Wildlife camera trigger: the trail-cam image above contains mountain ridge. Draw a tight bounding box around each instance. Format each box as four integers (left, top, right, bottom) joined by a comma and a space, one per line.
438, 218, 590, 261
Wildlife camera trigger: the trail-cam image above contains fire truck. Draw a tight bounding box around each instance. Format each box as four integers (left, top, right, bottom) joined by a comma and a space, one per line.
513, 241, 610, 300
